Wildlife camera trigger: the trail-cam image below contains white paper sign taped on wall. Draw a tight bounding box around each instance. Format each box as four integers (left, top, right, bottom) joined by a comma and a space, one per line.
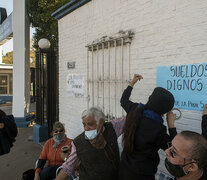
67, 74, 84, 98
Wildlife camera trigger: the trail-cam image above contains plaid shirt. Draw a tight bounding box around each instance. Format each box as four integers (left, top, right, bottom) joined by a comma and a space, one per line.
61, 116, 126, 176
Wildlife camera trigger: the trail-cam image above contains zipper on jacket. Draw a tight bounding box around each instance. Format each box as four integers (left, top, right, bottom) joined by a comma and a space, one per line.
55, 148, 57, 165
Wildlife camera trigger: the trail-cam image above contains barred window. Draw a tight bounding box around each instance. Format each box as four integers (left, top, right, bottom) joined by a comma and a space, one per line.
86, 30, 134, 120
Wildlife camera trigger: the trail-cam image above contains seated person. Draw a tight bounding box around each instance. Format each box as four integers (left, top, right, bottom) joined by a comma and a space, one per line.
34, 122, 72, 180
165, 131, 207, 180
0, 109, 17, 155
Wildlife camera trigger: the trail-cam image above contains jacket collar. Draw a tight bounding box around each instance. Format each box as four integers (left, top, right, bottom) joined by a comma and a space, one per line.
138, 103, 164, 124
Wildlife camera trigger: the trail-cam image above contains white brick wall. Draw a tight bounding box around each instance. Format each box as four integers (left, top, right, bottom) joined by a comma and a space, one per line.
58, 0, 207, 176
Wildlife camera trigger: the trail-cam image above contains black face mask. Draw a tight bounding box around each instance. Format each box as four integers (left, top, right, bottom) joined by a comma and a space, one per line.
165, 158, 187, 178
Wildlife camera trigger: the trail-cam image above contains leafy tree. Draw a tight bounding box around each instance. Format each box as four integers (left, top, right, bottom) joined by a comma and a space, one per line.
27, 0, 71, 49
30, 40, 36, 67
2, 51, 13, 64
2, 42, 36, 66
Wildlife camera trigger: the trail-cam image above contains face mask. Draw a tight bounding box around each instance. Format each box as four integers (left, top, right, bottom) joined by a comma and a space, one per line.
53, 134, 65, 148
53, 134, 65, 141
165, 158, 187, 178
85, 129, 98, 140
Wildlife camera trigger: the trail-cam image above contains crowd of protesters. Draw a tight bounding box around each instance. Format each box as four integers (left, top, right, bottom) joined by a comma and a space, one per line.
2, 74, 207, 180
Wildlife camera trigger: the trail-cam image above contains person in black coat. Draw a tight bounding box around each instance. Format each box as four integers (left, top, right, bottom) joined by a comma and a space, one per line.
119, 74, 177, 180
0, 109, 17, 155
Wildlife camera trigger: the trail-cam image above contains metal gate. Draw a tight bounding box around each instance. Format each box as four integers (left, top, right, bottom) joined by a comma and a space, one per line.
35, 49, 58, 137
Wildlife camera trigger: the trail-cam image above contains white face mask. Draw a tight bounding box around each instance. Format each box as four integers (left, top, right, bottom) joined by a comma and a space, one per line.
85, 129, 98, 140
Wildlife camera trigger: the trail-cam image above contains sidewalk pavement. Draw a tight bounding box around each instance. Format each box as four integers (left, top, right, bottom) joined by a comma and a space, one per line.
0, 103, 42, 180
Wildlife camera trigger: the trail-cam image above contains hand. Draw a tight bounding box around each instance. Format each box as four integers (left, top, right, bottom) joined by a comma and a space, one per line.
166, 111, 176, 128
129, 74, 143, 87
60, 151, 70, 161
0, 123, 4, 129
75, 169, 79, 176
203, 104, 207, 116
34, 173, 40, 180
56, 169, 69, 180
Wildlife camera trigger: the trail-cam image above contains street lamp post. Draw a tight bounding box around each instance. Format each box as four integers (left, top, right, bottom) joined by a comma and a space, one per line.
36, 38, 57, 138
38, 38, 51, 49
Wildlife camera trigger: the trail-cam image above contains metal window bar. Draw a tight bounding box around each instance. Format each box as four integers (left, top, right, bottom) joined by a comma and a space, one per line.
114, 39, 117, 117
102, 42, 105, 112
108, 41, 110, 121
91, 46, 94, 107
121, 38, 124, 116
87, 50, 89, 108
86, 30, 134, 119
97, 44, 99, 106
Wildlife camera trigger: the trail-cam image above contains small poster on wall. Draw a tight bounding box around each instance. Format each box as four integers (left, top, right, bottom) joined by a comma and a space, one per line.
67, 74, 84, 98
157, 63, 207, 111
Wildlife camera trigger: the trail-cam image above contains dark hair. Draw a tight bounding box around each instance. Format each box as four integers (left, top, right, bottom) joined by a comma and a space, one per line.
122, 105, 148, 154
53, 121, 65, 131
180, 131, 207, 169
0, 109, 6, 117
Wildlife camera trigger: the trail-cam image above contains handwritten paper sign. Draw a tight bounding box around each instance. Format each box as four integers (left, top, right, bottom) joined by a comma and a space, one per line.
67, 74, 84, 98
157, 63, 207, 111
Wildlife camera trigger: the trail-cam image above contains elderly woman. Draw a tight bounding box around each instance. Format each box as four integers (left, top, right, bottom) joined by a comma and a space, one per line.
34, 121, 72, 180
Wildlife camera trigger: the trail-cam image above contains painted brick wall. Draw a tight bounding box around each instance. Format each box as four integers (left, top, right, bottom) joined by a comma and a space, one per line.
58, 0, 207, 176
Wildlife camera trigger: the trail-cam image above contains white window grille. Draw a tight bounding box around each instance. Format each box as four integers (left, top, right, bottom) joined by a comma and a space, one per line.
86, 30, 134, 120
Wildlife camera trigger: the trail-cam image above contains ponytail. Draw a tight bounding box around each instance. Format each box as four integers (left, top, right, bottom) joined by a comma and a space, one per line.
122, 105, 148, 154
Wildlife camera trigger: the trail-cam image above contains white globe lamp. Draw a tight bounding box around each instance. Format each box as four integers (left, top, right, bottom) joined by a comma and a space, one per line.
38, 38, 51, 49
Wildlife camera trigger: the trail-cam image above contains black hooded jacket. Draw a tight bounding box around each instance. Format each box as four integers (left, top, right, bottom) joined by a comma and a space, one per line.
119, 86, 177, 179
0, 115, 17, 155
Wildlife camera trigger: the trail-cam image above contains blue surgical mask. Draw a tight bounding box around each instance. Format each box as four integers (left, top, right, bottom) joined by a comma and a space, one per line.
85, 129, 98, 140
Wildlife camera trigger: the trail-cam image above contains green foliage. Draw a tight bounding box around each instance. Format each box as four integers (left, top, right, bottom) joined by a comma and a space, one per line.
2, 51, 13, 64
27, 0, 71, 49
30, 42, 36, 67
2, 44, 36, 66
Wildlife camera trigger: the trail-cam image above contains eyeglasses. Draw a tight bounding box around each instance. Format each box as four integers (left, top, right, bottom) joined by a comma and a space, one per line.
53, 129, 64, 133
167, 142, 192, 162
167, 142, 199, 166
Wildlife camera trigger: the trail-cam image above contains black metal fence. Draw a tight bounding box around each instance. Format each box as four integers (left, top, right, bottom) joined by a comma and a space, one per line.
35, 49, 58, 137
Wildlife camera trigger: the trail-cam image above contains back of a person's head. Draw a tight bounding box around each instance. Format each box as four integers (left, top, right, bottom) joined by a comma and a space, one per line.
180, 131, 207, 169
0, 109, 6, 117
81, 107, 106, 124
147, 87, 174, 115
